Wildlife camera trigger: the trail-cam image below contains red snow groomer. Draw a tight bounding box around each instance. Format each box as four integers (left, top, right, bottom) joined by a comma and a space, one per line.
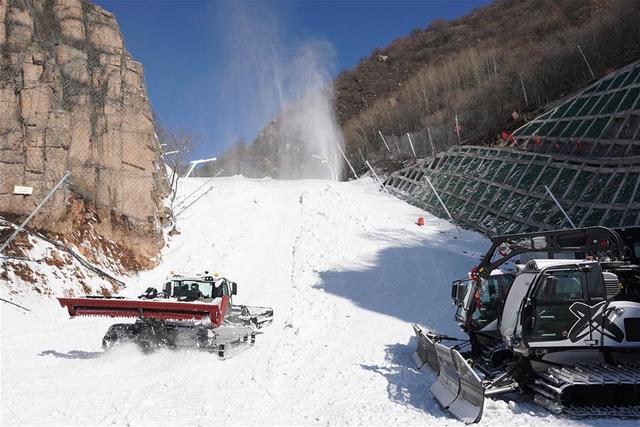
58, 273, 273, 358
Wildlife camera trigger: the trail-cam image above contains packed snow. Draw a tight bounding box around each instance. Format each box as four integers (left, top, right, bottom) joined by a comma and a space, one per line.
1, 177, 635, 426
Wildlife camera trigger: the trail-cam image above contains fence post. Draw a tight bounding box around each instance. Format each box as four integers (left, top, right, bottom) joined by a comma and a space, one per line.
427, 127, 436, 157
577, 44, 596, 80
336, 143, 359, 180
377, 130, 391, 152
407, 133, 417, 158
425, 176, 461, 234
519, 72, 529, 106
365, 160, 389, 194
358, 148, 366, 166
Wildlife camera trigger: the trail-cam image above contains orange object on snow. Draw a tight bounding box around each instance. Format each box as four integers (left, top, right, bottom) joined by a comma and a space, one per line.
416, 217, 425, 226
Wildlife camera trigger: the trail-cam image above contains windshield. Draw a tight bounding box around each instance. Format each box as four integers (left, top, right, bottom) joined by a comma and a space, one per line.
172, 280, 215, 299
469, 275, 513, 328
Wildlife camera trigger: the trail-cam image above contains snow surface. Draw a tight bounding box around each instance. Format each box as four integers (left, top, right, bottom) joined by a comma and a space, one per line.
0, 223, 123, 300
1, 177, 634, 426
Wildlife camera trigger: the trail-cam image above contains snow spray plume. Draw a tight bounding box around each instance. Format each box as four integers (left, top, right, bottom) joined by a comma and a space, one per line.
220, 4, 344, 180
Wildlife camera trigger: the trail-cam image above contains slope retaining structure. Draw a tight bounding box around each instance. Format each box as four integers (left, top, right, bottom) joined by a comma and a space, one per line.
385, 60, 640, 235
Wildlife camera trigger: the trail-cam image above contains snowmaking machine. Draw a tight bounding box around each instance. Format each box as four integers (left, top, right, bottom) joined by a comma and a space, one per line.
413, 226, 640, 423
58, 273, 273, 358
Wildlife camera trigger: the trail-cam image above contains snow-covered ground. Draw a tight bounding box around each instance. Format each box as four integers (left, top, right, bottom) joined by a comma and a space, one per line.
1, 177, 633, 426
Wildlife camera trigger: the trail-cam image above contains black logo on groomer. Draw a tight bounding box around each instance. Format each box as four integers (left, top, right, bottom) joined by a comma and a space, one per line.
567, 301, 624, 343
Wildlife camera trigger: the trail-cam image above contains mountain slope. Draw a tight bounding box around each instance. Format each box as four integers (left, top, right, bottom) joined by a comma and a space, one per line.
2, 176, 638, 425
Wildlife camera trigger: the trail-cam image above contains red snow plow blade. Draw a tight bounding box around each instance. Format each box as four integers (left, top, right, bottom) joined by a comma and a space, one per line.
57, 297, 227, 326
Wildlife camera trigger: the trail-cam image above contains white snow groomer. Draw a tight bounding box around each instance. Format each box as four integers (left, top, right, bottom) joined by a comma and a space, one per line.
413, 226, 640, 423
58, 273, 273, 358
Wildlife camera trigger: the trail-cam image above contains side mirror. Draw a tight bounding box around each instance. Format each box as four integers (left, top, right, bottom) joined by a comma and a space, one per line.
451, 282, 459, 304
231, 282, 237, 295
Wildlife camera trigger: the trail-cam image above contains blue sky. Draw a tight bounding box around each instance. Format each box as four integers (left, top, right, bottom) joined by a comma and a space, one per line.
94, 0, 490, 158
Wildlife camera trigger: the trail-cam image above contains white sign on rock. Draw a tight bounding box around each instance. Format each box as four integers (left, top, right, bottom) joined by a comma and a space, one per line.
13, 186, 33, 196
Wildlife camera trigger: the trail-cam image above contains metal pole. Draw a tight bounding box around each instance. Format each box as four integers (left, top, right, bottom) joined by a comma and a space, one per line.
0, 171, 71, 254
335, 143, 358, 179
174, 187, 214, 218
454, 114, 461, 144
519, 72, 528, 106
427, 127, 436, 157
544, 185, 576, 229
183, 163, 198, 179
183, 157, 217, 178
577, 44, 596, 80
365, 161, 388, 194
425, 176, 461, 234
358, 148, 366, 166
377, 130, 391, 152
407, 133, 417, 158
312, 155, 336, 181
0, 297, 31, 312
174, 170, 223, 209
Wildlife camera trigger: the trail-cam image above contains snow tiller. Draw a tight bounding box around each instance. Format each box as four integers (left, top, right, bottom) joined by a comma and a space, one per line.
58, 273, 273, 358
414, 226, 640, 423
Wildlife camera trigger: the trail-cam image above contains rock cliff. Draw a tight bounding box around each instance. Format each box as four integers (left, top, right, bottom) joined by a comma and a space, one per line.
0, 0, 169, 267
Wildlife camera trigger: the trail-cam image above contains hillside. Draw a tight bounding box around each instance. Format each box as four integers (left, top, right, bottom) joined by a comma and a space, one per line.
334, 0, 611, 126
213, 0, 640, 177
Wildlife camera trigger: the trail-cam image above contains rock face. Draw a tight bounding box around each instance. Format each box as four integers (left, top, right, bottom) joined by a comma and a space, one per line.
0, 0, 169, 266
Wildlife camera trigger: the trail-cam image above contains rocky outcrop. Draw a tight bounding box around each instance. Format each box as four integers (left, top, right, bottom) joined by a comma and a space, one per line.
0, 0, 169, 266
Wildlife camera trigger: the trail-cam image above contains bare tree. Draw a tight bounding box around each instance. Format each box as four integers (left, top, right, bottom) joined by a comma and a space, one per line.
157, 127, 199, 207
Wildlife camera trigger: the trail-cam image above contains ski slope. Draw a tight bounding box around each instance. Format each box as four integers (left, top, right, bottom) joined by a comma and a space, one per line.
1, 177, 634, 426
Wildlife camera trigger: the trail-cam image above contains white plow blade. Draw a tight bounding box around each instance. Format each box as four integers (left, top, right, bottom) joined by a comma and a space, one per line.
430, 344, 485, 424
449, 349, 484, 424
412, 324, 440, 371
430, 343, 460, 408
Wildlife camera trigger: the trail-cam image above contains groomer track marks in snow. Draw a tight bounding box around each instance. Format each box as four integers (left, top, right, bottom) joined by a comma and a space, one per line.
5, 177, 629, 425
